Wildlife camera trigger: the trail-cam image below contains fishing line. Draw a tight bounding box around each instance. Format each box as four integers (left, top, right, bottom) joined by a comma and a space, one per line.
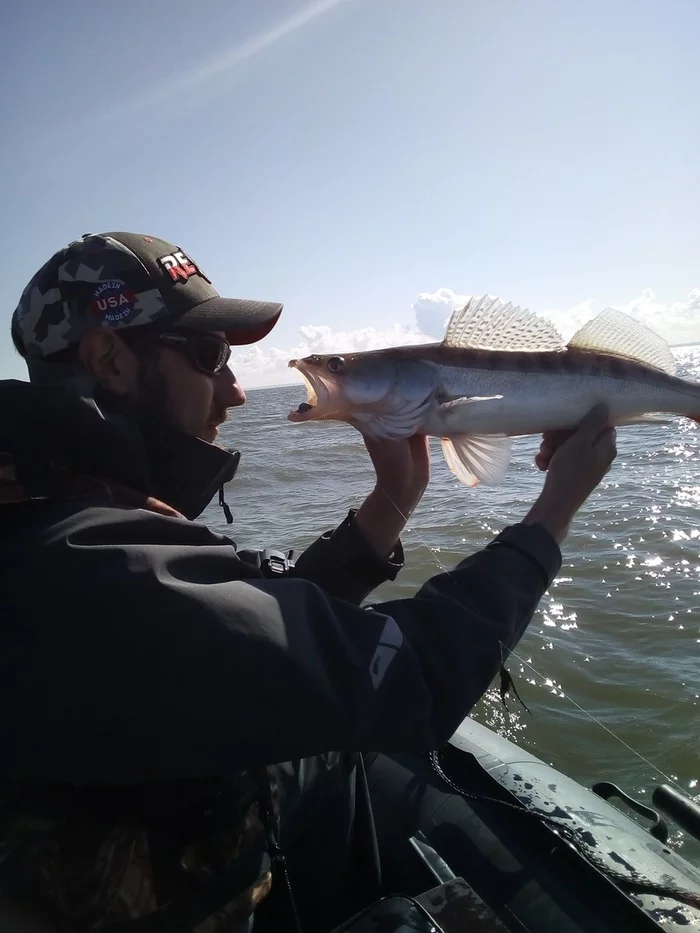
374, 480, 689, 796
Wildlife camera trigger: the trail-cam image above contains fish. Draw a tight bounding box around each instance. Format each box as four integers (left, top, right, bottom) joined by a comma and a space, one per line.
287, 296, 700, 487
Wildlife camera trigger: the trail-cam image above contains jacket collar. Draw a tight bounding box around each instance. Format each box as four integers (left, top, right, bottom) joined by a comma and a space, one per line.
0, 379, 240, 520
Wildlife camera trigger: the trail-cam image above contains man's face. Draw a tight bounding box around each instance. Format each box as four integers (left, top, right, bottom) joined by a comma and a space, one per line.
80, 326, 248, 442
153, 331, 247, 442
110, 329, 246, 442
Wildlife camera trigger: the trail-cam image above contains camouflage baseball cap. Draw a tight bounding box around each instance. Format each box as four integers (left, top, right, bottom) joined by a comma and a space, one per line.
12, 231, 283, 359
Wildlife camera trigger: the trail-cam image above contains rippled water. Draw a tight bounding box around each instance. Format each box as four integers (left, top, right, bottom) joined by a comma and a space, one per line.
203, 347, 700, 865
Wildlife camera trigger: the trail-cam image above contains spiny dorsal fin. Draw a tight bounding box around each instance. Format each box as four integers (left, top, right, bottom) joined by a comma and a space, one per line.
443, 295, 564, 352
568, 308, 676, 375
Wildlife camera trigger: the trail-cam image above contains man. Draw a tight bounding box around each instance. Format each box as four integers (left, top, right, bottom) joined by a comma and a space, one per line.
0, 231, 616, 933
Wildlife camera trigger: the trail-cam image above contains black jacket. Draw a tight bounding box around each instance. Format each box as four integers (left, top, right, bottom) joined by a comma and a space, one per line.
0, 378, 561, 784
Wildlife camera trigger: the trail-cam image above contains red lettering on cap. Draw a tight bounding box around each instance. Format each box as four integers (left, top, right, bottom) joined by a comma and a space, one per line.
158, 251, 199, 282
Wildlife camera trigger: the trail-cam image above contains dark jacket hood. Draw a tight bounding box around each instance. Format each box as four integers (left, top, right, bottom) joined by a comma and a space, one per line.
0, 379, 240, 519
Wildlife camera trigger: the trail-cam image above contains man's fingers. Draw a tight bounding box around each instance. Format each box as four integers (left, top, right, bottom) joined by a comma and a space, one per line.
595, 425, 618, 457
539, 409, 610, 454
540, 429, 575, 452
596, 424, 617, 445
535, 408, 615, 475
576, 403, 612, 439
541, 429, 571, 444
535, 428, 573, 471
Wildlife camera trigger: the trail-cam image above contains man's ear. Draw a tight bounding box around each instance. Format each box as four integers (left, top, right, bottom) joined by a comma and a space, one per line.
78, 329, 139, 397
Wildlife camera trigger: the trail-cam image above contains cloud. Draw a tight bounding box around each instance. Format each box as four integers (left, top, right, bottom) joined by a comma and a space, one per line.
232, 287, 700, 389
413, 287, 700, 346
619, 288, 700, 343
412, 287, 470, 338
539, 288, 700, 345
231, 322, 434, 388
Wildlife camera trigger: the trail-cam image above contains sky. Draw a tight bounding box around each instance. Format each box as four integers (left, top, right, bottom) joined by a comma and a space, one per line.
1, 0, 698, 387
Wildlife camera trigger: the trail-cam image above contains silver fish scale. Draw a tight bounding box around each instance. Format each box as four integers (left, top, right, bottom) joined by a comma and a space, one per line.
428, 364, 700, 437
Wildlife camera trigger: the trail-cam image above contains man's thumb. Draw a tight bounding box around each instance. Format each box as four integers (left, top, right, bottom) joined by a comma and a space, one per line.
577, 403, 611, 438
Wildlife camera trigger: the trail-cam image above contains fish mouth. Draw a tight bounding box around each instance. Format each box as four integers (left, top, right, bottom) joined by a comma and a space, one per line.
287, 359, 332, 421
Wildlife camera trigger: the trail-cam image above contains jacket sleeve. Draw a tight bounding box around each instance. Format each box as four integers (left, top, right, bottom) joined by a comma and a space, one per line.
3, 508, 560, 785
236, 509, 404, 605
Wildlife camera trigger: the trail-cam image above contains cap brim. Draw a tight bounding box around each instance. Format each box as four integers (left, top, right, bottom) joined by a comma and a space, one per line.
173, 296, 283, 346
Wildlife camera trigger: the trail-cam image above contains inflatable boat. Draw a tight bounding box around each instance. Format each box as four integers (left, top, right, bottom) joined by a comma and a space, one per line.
350, 716, 700, 932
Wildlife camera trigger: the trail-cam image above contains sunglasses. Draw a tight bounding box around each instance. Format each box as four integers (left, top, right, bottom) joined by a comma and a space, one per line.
125, 329, 232, 376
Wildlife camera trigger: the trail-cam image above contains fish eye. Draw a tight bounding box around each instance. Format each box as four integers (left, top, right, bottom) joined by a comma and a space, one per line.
327, 356, 345, 373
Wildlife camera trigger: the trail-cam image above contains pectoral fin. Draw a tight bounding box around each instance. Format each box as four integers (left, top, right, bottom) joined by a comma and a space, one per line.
440, 433, 513, 487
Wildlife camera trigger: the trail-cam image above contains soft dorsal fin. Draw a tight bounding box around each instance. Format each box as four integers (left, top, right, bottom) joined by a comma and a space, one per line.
443, 295, 564, 352
568, 308, 676, 375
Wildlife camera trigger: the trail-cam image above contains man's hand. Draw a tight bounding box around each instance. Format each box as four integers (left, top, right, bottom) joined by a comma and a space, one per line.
354, 435, 431, 558
535, 428, 575, 472
525, 404, 617, 544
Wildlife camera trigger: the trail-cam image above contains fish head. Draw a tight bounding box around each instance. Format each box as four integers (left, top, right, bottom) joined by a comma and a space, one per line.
287, 351, 436, 439
288, 352, 397, 421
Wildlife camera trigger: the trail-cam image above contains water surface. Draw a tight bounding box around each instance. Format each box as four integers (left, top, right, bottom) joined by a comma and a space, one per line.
204, 347, 700, 864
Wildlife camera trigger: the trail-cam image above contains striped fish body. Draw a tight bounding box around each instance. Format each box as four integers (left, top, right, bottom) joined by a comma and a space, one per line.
419, 347, 700, 437
288, 297, 700, 487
